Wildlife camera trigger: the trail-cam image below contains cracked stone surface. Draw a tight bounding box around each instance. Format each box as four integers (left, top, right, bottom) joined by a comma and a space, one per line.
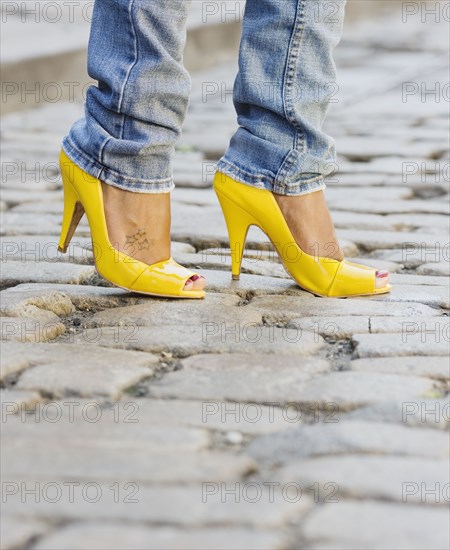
87, 293, 264, 327
0, 260, 97, 286
3, 446, 258, 485
4, 483, 311, 528
32, 524, 288, 550
4, 412, 210, 453
353, 332, 450, 358
0, 517, 49, 550
3, 342, 158, 398
349, 356, 450, 380
148, 353, 330, 402
302, 501, 449, 550
0, 388, 42, 409
1, 5, 449, 549
277, 456, 449, 503
0, 316, 65, 342
345, 398, 450, 431
247, 293, 442, 319
71, 324, 325, 357
247, 421, 449, 465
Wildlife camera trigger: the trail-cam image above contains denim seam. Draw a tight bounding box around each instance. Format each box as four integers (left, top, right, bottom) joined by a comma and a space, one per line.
276, 0, 308, 187
275, 150, 297, 185
63, 137, 173, 186
283, 0, 307, 151
118, 0, 138, 148
117, 0, 138, 119
98, 136, 111, 179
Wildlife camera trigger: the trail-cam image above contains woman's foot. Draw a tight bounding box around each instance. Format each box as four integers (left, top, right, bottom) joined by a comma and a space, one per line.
101, 182, 206, 292
273, 190, 389, 289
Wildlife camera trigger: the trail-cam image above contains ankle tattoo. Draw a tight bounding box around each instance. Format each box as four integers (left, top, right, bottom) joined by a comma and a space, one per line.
125, 228, 152, 252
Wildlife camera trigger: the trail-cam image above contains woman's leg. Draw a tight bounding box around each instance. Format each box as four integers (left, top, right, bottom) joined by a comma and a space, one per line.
217, 0, 345, 194
216, 0, 388, 286
63, 0, 191, 191
61, 0, 204, 290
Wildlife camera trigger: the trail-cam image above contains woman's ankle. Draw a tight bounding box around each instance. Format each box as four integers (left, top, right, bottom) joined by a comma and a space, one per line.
273, 190, 345, 261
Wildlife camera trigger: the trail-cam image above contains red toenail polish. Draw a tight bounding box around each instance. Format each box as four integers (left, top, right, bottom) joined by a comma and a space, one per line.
191, 275, 200, 281
376, 270, 389, 277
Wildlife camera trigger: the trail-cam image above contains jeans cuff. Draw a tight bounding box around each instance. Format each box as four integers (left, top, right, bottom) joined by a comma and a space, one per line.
215, 159, 326, 196
61, 137, 175, 194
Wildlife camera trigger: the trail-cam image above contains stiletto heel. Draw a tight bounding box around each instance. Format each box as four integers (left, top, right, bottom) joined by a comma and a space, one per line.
57, 149, 205, 298
215, 189, 258, 280
213, 172, 391, 298
58, 171, 85, 253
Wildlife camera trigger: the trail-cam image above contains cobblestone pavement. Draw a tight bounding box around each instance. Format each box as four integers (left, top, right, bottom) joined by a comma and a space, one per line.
1, 4, 449, 550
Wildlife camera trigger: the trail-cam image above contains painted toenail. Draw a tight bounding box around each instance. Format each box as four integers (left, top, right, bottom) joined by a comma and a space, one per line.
376, 270, 389, 277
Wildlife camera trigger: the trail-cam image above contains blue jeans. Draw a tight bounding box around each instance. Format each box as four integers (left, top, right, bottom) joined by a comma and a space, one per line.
62, 0, 346, 196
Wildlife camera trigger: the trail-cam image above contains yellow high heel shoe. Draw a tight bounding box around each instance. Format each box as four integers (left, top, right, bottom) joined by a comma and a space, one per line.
58, 149, 205, 298
213, 172, 391, 298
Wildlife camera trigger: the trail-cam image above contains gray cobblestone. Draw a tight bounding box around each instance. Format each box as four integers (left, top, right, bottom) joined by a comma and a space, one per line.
3, 446, 257, 484
337, 229, 449, 250
278, 455, 449, 504
4, 483, 311, 529
417, 263, 450, 277
0, 284, 132, 318
345, 399, 450, 430
0, 316, 65, 342
0, 388, 42, 410
302, 501, 449, 550
4, 415, 209, 454
12, 343, 157, 398
247, 421, 449, 465
32, 524, 287, 550
0, 260, 99, 286
149, 362, 435, 410
148, 353, 329, 402
88, 293, 263, 327
0, 516, 49, 550
249, 294, 441, 319
350, 357, 449, 381
303, 372, 437, 408
0, 236, 194, 263
390, 274, 449, 286
375, 245, 449, 266
1, 235, 93, 263
372, 284, 450, 309
72, 324, 325, 357
353, 333, 449, 358
120, 398, 299, 435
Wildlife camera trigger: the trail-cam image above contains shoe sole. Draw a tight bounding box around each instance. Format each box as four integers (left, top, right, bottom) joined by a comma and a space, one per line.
95, 266, 206, 299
